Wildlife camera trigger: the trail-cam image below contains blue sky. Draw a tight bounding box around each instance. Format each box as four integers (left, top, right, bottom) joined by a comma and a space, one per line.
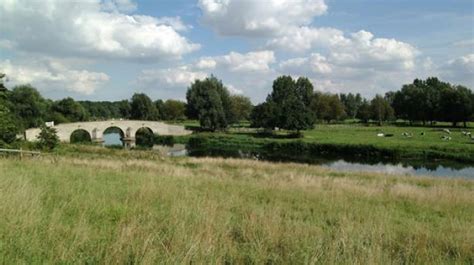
1, 0, 473, 103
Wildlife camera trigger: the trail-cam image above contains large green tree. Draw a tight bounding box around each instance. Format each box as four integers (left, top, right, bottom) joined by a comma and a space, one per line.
186, 76, 232, 131
339, 93, 363, 119
130, 93, 159, 121
229, 95, 253, 123
161, 99, 186, 121
311, 92, 345, 123
370, 95, 394, 125
252, 76, 314, 132
50, 97, 88, 123
0, 104, 18, 145
8, 85, 47, 129
440, 85, 473, 127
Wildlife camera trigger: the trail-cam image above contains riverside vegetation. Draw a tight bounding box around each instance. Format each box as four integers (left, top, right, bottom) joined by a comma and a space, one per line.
0, 145, 473, 264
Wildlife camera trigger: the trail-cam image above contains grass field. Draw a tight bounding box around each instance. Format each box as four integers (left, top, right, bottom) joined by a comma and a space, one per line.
0, 147, 473, 264
179, 123, 474, 163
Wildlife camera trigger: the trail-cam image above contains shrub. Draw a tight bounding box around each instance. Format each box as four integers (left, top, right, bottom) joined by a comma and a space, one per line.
37, 125, 59, 150
154, 135, 175, 146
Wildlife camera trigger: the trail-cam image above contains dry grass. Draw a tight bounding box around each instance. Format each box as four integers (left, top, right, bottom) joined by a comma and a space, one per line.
0, 152, 473, 264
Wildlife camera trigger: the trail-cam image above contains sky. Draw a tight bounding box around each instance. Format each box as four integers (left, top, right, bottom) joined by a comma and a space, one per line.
0, 0, 473, 103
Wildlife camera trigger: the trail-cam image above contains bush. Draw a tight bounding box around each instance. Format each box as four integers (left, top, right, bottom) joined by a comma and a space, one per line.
154, 135, 175, 146
37, 126, 59, 150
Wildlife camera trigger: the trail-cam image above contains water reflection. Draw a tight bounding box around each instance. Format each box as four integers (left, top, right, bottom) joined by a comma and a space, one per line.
326, 160, 474, 178
103, 133, 122, 146
184, 147, 474, 178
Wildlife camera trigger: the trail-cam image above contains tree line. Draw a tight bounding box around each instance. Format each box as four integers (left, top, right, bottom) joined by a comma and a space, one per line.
1, 72, 473, 146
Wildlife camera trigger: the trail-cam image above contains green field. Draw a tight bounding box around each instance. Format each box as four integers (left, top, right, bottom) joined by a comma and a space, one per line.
178, 123, 474, 163
0, 147, 473, 264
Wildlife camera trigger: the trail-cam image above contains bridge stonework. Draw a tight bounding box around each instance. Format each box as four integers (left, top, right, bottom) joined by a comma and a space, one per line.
24, 120, 192, 148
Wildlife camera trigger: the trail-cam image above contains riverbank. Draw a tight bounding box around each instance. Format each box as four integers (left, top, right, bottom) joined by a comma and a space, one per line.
0, 148, 473, 263
171, 124, 474, 164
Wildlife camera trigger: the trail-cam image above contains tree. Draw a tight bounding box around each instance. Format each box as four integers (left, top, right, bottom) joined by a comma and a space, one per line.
261, 76, 314, 132
161, 100, 186, 120
229, 95, 253, 123
0, 73, 7, 92
117, 100, 131, 119
356, 99, 371, 123
250, 102, 274, 131
311, 92, 345, 123
8, 85, 47, 129
340, 93, 363, 119
0, 104, 18, 144
37, 125, 59, 150
50, 97, 88, 123
440, 85, 473, 127
295, 77, 314, 107
130, 93, 159, 121
370, 95, 394, 125
186, 76, 232, 131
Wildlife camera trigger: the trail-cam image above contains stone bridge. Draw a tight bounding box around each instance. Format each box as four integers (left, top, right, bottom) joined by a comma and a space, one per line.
25, 120, 192, 148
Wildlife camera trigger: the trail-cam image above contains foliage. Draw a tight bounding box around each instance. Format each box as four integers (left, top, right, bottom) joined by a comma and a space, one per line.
311, 92, 345, 123
370, 95, 394, 125
356, 99, 372, 123
8, 85, 47, 129
391, 77, 473, 127
0, 104, 18, 144
50, 97, 88, 123
36, 125, 59, 150
251, 76, 314, 132
186, 76, 232, 131
339, 93, 363, 119
161, 99, 186, 121
229, 95, 253, 122
130, 93, 159, 121
154, 135, 175, 146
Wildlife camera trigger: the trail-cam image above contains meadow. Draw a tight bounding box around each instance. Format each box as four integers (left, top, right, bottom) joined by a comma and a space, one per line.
0, 146, 473, 264
177, 123, 474, 163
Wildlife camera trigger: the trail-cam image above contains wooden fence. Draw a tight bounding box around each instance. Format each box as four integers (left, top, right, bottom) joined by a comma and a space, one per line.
0, 148, 41, 159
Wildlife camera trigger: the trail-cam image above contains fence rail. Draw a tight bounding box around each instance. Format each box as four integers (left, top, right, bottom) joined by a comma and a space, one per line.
0, 148, 41, 157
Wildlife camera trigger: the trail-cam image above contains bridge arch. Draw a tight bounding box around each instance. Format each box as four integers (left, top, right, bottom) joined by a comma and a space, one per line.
70, 129, 92, 143
24, 120, 192, 148
135, 127, 154, 148
103, 126, 125, 146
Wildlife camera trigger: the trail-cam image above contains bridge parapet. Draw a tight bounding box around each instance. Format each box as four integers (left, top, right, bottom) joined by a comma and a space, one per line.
24, 120, 192, 147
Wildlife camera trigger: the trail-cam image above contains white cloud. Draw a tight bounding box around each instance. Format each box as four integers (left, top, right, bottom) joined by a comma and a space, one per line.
267, 27, 348, 52
280, 53, 332, 74
198, 0, 327, 37
137, 66, 208, 87
101, 0, 137, 13
196, 58, 217, 69
216, 51, 275, 72
440, 54, 474, 86
0, 0, 199, 62
0, 59, 109, 95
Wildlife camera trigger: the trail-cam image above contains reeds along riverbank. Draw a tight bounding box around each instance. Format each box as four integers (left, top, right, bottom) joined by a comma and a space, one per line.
0, 152, 473, 264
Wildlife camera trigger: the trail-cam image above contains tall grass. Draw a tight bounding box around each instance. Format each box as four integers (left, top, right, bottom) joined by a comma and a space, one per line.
0, 151, 473, 264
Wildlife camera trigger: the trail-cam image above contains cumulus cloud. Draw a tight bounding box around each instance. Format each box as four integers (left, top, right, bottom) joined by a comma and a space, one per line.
0, 0, 199, 62
216, 51, 275, 72
198, 0, 327, 37
280, 53, 332, 75
0, 59, 109, 95
440, 54, 474, 86
137, 66, 208, 87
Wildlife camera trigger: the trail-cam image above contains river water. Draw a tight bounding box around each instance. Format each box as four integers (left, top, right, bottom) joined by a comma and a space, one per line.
102, 135, 474, 178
